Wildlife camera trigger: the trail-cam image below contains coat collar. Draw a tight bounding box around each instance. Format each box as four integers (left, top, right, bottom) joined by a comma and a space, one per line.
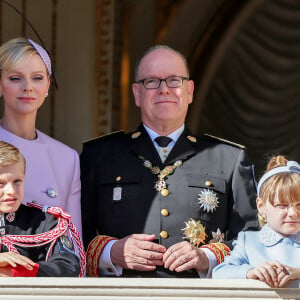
165, 126, 197, 164
259, 224, 300, 246
129, 124, 198, 166
130, 124, 161, 166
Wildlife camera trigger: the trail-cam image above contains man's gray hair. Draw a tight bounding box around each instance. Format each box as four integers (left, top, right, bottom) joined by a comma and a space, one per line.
134, 45, 189, 81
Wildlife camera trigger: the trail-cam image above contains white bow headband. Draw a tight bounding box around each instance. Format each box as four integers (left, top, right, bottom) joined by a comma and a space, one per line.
257, 160, 300, 196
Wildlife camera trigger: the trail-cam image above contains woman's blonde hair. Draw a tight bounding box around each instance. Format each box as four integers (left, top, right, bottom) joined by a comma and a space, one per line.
0, 37, 50, 78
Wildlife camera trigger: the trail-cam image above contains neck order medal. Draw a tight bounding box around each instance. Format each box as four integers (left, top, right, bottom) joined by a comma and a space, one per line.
138, 155, 182, 195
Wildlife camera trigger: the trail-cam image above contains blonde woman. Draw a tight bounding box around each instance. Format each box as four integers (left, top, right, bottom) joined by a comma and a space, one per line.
0, 38, 82, 238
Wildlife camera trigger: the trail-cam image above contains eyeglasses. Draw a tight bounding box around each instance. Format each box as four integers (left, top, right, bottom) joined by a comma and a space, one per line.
135, 76, 189, 89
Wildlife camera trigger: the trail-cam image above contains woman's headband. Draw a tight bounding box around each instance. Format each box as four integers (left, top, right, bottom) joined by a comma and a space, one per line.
28, 39, 52, 76
257, 160, 300, 196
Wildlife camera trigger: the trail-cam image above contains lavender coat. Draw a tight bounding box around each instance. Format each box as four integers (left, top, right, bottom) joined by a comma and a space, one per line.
0, 125, 82, 238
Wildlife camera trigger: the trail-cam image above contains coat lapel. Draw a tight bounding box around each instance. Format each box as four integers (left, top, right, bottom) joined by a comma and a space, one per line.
165, 127, 197, 165
129, 124, 198, 166
129, 124, 162, 166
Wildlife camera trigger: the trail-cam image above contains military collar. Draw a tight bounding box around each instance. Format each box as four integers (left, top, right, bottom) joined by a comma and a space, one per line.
142, 123, 185, 144
259, 224, 300, 246
130, 125, 162, 165
164, 127, 197, 164
130, 124, 198, 165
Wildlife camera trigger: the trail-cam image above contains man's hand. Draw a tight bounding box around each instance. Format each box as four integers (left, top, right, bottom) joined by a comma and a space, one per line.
110, 234, 166, 271
163, 241, 209, 273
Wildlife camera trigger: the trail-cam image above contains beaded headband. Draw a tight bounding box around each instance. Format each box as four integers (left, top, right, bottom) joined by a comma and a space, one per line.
28, 39, 52, 75
257, 160, 300, 196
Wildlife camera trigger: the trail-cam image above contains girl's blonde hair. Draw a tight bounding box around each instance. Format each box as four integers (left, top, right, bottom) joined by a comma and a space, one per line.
258, 155, 300, 226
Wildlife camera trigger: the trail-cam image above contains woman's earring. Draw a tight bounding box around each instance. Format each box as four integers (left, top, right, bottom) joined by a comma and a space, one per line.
0, 94, 2, 98
45, 93, 48, 98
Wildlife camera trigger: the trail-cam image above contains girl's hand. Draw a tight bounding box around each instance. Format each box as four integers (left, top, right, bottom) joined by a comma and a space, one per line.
247, 261, 284, 287
277, 265, 300, 287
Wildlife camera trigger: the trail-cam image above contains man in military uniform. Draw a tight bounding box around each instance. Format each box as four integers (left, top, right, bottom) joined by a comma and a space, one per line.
81, 45, 258, 278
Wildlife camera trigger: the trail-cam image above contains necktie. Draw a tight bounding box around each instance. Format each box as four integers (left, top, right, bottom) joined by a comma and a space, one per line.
155, 136, 172, 147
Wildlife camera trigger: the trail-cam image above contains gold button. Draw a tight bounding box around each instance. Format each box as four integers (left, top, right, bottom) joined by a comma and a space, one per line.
161, 208, 169, 217
160, 230, 168, 239
161, 188, 169, 197
116, 176, 121, 182
205, 180, 212, 187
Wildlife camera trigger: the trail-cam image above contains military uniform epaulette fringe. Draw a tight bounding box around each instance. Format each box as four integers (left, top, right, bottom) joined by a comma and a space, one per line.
203, 134, 246, 149
83, 131, 124, 144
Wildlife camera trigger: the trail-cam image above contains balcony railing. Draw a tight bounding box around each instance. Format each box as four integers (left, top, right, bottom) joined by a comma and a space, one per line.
0, 278, 299, 299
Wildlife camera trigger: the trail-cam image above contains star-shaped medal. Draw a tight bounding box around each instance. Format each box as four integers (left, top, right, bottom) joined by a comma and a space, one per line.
198, 189, 219, 213
210, 228, 225, 243
182, 218, 207, 247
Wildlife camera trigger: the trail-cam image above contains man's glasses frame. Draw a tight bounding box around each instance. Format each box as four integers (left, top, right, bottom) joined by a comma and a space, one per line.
135, 76, 189, 89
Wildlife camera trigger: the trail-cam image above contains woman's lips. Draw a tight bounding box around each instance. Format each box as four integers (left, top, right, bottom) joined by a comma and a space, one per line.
17, 97, 35, 101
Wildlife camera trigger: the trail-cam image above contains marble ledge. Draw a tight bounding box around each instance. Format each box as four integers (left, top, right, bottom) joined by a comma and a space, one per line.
0, 277, 299, 300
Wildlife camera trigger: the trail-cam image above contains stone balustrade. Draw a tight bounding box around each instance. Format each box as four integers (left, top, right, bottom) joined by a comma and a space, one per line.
0, 278, 299, 299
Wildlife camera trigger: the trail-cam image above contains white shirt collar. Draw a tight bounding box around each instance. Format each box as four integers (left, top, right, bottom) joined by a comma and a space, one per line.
143, 124, 185, 144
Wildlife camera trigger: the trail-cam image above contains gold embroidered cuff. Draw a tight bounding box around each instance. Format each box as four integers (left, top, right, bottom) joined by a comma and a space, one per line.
201, 242, 230, 264
86, 235, 116, 277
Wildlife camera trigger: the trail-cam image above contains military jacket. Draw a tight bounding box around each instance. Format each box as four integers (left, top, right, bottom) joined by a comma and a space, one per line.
1, 204, 80, 277
81, 124, 258, 277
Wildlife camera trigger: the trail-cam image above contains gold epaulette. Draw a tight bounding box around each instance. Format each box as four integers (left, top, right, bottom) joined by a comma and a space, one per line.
83, 131, 124, 144
204, 134, 246, 149
201, 242, 231, 264
86, 235, 117, 277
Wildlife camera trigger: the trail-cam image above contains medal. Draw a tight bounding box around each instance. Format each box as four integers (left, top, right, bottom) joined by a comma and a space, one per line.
210, 228, 225, 243
182, 218, 207, 247
6, 212, 15, 222
198, 189, 219, 213
154, 179, 167, 191
139, 155, 183, 192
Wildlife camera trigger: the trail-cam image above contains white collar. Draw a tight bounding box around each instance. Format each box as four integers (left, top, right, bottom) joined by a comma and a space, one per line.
143, 124, 184, 143
259, 224, 300, 246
